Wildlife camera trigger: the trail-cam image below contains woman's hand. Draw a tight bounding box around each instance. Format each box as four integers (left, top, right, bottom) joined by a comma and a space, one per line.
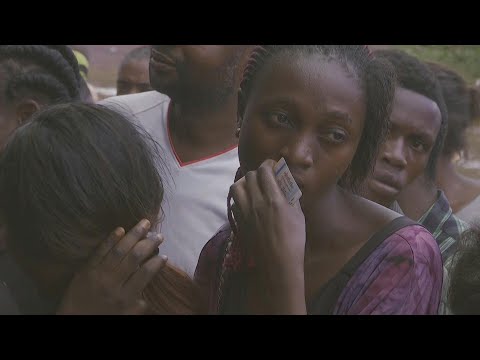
57, 219, 167, 315
230, 159, 307, 314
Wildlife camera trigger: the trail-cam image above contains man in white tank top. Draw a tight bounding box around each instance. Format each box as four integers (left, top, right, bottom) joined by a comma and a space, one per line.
102, 46, 252, 277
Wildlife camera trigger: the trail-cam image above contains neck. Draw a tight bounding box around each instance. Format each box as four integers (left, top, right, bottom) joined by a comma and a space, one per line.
168, 96, 238, 162
397, 175, 438, 220
304, 188, 348, 252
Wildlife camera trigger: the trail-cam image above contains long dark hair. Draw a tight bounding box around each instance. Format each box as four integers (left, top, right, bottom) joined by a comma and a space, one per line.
0, 103, 164, 264
0, 103, 202, 314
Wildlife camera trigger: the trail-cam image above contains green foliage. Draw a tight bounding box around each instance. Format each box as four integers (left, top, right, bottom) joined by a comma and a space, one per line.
394, 45, 480, 84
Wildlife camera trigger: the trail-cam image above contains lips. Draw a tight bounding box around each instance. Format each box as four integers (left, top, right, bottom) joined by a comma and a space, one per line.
369, 170, 403, 198
373, 171, 402, 191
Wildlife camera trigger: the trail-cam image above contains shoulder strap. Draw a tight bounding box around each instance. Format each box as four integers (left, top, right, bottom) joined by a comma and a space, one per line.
309, 216, 417, 314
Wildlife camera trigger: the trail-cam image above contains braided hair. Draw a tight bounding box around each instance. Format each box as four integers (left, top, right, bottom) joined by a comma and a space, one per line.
238, 45, 396, 192
0, 45, 81, 105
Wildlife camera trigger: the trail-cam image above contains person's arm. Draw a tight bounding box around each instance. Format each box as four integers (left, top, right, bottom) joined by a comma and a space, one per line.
230, 160, 307, 315
57, 219, 167, 315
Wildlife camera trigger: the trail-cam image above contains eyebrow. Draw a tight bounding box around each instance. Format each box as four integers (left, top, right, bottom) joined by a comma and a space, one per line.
390, 122, 436, 141
413, 131, 436, 143
323, 111, 352, 126
259, 96, 297, 107
258, 96, 353, 125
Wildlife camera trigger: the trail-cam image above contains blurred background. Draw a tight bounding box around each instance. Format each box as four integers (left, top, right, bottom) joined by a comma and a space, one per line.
78, 45, 480, 178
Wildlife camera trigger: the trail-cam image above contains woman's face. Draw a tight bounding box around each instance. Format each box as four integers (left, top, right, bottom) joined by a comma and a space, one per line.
238, 54, 367, 210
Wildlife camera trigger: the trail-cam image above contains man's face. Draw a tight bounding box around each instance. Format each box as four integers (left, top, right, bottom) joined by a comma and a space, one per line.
364, 87, 442, 207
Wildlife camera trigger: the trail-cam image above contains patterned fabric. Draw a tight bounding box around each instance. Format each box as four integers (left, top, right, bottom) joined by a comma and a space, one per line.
418, 190, 469, 315
333, 225, 442, 314
419, 191, 467, 262
194, 222, 443, 315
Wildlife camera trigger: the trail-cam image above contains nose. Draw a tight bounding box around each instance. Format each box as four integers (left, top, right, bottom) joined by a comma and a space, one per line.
381, 137, 407, 169
280, 133, 314, 170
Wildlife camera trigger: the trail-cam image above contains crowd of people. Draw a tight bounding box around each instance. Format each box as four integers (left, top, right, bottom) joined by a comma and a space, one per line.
0, 45, 479, 315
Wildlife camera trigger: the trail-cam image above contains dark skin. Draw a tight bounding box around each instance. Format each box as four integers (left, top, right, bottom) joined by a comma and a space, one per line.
0, 93, 44, 149
149, 45, 250, 163
435, 154, 480, 213
230, 55, 399, 314
57, 219, 168, 315
397, 174, 438, 220
116, 59, 153, 96
7, 219, 168, 315
363, 87, 442, 210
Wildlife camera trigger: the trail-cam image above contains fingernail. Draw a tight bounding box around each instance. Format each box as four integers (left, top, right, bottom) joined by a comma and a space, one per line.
160, 255, 168, 261
115, 227, 125, 237
141, 219, 151, 230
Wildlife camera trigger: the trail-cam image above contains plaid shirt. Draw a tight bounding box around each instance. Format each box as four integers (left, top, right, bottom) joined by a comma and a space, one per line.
418, 190, 469, 315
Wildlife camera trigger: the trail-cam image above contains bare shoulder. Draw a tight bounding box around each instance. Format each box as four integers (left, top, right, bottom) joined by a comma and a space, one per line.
335, 192, 404, 249
349, 193, 402, 224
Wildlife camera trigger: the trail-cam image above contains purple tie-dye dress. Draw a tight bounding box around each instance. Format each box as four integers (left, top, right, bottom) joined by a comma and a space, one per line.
194, 222, 443, 315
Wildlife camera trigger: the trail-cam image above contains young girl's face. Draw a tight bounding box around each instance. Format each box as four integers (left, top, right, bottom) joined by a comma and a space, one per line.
238, 54, 367, 209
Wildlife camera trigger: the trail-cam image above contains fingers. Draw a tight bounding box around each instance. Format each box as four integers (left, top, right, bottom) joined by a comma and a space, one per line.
230, 176, 249, 220
257, 159, 288, 201
87, 227, 125, 268
231, 202, 247, 232
123, 255, 168, 295
116, 234, 164, 284
122, 299, 150, 315
101, 219, 152, 270
245, 169, 262, 205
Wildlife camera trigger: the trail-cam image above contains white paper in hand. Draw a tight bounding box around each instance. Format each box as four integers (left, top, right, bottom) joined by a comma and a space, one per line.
274, 157, 302, 208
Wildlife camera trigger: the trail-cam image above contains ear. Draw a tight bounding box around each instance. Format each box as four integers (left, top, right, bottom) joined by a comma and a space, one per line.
15, 99, 42, 126
237, 87, 246, 130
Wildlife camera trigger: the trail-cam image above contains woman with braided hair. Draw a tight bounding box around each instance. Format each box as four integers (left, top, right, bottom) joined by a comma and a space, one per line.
194, 45, 443, 315
0, 45, 86, 313
0, 45, 83, 257
0, 45, 82, 148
